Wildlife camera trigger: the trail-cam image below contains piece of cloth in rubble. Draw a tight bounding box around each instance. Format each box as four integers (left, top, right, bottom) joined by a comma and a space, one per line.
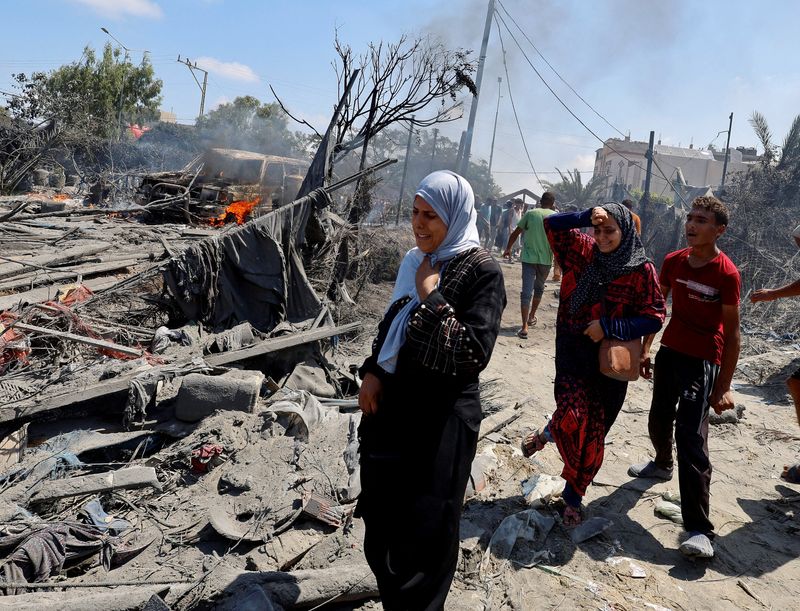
205, 322, 256, 354
0, 523, 111, 595
162, 190, 329, 333
124, 358, 212, 427
377, 171, 481, 373
150, 326, 192, 354
81, 498, 132, 535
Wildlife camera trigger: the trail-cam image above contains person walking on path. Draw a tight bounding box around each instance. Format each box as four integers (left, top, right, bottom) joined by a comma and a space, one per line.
488, 197, 503, 251
521, 203, 665, 526
750, 224, 800, 484
476, 197, 492, 247
628, 196, 741, 560
357, 170, 506, 609
503, 191, 557, 339
494, 200, 519, 255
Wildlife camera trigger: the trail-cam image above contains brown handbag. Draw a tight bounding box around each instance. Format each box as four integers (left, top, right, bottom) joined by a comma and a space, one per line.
599, 338, 642, 381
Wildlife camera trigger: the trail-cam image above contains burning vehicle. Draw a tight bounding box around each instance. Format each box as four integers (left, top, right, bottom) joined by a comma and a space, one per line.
136, 148, 309, 224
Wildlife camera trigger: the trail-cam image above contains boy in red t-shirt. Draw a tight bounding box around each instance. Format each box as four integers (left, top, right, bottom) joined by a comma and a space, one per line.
629, 196, 741, 559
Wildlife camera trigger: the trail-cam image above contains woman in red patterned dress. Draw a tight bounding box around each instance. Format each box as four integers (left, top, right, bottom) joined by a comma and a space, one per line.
521, 203, 665, 525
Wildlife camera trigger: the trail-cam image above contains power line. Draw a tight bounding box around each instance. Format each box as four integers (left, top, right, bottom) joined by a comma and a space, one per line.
496, 0, 626, 139
494, 8, 690, 206
494, 18, 542, 185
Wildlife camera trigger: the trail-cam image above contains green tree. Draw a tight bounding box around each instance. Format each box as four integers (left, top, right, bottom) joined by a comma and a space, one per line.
360, 126, 500, 222
195, 96, 303, 158
9, 43, 162, 139
541, 168, 605, 207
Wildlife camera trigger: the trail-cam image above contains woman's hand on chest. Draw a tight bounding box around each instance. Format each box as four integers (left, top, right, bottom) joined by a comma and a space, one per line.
416, 256, 441, 300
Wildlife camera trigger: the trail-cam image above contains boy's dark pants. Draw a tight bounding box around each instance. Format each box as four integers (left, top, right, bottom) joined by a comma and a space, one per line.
649, 346, 719, 536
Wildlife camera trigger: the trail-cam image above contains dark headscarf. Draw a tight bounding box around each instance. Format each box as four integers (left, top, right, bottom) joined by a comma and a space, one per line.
569, 202, 649, 314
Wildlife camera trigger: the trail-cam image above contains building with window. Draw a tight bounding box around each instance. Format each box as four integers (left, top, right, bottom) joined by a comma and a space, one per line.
592, 136, 756, 201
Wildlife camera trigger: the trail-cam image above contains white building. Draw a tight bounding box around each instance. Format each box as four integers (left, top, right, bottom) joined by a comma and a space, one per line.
593, 136, 756, 201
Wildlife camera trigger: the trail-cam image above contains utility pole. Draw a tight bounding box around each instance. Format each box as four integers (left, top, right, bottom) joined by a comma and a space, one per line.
455, 131, 466, 172
487, 76, 502, 177
429, 128, 439, 172
642, 130, 655, 211
178, 55, 209, 118
720, 112, 734, 192
459, 0, 495, 176
395, 117, 415, 225
116, 49, 130, 139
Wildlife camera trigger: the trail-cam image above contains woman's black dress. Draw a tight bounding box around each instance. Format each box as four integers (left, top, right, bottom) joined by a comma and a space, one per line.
357, 247, 505, 610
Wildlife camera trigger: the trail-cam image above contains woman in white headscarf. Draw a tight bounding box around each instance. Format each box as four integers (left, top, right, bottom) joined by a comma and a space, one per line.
356, 170, 506, 610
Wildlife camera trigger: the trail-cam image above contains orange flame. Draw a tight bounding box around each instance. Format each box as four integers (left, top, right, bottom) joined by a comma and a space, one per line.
209, 197, 260, 226
52, 193, 70, 201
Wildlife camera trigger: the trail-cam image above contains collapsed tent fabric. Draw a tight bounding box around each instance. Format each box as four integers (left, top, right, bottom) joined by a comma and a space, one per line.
163, 189, 330, 332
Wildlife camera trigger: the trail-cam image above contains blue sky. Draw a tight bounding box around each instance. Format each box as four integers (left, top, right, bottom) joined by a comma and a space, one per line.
2, 0, 799, 195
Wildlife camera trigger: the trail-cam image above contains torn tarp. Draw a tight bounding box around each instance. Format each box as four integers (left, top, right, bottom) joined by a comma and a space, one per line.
162, 189, 330, 332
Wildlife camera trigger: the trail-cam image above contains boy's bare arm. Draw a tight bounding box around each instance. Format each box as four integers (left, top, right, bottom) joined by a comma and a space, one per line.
709, 304, 741, 413
640, 284, 670, 378
751, 278, 800, 302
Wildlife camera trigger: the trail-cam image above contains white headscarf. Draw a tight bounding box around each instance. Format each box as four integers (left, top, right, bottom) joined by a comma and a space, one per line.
377, 170, 481, 373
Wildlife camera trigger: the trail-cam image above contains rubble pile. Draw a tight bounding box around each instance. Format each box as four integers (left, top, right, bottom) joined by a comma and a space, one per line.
0, 170, 392, 609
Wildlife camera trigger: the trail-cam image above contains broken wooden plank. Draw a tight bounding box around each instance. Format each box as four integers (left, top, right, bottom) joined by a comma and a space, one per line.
14, 322, 143, 357
158, 234, 176, 258
0, 242, 112, 281
48, 226, 81, 245
479, 403, 522, 441
0, 202, 29, 222
0, 585, 177, 611
0, 322, 362, 426
204, 321, 362, 367
0, 275, 121, 310
0, 254, 74, 275
0, 222, 65, 238
211, 565, 378, 609
0, 259, 139, 293
28, 466, 160, 503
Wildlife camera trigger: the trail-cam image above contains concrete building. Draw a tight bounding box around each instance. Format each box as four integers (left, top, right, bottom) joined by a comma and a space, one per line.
159, 110, 178, 124
593, 136, 756, 201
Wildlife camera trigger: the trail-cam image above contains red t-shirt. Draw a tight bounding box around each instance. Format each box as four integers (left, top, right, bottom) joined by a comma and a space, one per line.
660, 248, 740, 365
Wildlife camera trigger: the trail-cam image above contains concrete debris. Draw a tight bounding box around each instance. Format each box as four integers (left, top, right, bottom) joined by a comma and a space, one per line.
26, 466, 161, 504
210, 565, 379, 610
709, 403, 746, 424
570, 516, 614, 543
655, 500, 684, 524
606, 556, 647, 578
173, 370, 264, 423
483, 509, 555, 570
522, 474, 566, 507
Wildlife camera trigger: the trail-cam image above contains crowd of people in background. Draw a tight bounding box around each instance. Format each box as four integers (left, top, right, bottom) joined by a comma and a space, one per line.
356, 170, 800, 609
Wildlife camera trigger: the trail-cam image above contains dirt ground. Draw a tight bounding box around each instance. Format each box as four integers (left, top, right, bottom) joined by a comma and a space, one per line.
430, 256, 800, 611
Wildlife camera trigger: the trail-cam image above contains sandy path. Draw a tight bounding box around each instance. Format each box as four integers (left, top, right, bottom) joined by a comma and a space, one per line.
446, 256, 800, 611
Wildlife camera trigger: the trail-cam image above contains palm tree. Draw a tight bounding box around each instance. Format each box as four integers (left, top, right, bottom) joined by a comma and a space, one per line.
541, 168, 605, 208
749, 111, 800, 171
